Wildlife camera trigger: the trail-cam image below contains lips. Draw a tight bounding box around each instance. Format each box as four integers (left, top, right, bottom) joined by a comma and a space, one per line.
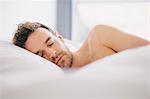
55, 54, 63, 65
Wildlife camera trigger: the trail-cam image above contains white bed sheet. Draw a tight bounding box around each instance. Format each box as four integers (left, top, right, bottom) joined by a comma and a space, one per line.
0, 40, 150, 99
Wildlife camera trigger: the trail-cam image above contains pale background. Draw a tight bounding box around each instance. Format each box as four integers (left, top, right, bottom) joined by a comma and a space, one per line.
72, 0, 150, 43
0, 0, 149, 43
0, 0, 56, 41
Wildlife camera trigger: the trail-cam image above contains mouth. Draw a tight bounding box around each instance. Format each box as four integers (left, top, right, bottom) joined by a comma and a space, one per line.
55, 54, 64, 65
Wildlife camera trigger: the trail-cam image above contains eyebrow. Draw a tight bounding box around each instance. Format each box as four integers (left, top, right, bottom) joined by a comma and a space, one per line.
35, 37, 51, 55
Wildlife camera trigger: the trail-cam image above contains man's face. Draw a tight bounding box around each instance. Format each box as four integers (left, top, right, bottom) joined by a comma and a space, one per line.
25, 28, 73, 68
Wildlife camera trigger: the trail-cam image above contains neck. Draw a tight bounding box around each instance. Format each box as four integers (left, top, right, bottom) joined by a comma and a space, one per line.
71, 49, 91, 68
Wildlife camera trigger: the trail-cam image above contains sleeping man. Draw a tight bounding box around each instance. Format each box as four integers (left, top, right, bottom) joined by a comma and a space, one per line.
13, 22, 150, 69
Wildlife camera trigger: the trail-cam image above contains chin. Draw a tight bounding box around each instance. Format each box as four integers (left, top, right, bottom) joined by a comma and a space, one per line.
61, 57, 73, 68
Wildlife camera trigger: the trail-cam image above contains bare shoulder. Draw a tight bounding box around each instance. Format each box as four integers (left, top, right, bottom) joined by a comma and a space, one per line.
87, 24, 114, 44
88, 24, 150, 52
89, 24, 120, 38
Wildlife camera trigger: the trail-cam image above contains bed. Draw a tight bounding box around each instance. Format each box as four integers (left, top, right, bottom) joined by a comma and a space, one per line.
0, 39, 150, 99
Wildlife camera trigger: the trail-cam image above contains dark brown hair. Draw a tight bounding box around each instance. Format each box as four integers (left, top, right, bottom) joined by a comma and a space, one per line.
13, 22, 55, 48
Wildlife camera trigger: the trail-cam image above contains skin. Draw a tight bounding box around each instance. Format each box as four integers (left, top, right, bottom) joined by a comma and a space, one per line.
25, 25, 150, 69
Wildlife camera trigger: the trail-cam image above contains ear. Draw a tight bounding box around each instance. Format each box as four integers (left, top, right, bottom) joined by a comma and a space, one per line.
54, 32, 64, 43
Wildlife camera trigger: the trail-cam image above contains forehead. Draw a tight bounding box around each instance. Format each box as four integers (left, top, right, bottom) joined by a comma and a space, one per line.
25, 27, 54, 53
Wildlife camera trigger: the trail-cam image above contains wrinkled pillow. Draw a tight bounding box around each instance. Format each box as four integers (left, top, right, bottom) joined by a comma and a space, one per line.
0, 39, 80, 74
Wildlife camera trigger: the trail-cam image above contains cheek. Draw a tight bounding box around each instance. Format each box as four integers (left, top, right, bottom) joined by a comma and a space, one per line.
54, 41, 66, 51
52, 41, 61, 50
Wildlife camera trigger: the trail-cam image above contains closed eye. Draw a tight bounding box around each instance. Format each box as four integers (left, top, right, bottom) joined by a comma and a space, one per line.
48, 42, 53, 47
48, 40, 55, 47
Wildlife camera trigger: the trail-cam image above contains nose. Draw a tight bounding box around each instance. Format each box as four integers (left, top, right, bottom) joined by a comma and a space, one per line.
43, 47, 57, 62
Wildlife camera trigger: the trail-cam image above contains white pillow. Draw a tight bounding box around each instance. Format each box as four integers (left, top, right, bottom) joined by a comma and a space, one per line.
64, 39, 81, 52
0, 41, 64, 73
0, 39, 80, 74
0, 39, 80, 99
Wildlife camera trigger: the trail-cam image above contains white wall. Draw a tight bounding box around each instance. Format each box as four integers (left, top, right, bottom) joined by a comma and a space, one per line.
148, 2, 150, 40
72, 1, 150, 43
0, 0, 56, 41
0, 3, 2, 38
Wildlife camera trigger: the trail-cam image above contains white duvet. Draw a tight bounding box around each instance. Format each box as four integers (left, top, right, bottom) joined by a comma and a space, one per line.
0, 40, 150, 99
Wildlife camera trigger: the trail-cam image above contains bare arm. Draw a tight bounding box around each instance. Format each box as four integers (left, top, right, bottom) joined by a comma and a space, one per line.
90, 25, 150, 52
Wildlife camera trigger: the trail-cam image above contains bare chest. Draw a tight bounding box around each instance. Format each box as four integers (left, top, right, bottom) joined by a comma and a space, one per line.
87, 38, 116, 62
91, 45, 116, 61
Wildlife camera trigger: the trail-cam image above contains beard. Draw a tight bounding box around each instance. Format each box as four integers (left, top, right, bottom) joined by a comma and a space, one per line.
56, 44, 73, 68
